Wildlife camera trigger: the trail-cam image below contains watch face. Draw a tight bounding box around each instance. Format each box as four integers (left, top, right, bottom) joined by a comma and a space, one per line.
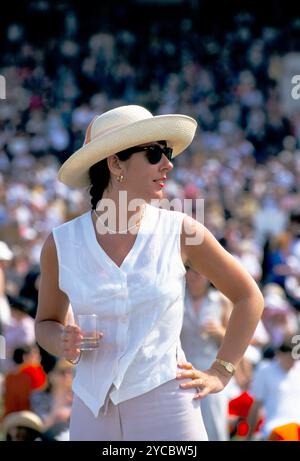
226, 363, 234, 373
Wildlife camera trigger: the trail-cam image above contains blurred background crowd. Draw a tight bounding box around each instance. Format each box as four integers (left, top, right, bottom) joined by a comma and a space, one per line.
0, 0, 300, 441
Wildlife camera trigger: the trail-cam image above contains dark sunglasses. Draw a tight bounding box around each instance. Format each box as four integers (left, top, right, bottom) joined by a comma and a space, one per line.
117, 144, 173, 164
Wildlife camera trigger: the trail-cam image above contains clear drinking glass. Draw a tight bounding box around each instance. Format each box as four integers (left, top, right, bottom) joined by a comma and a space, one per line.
77, 314, 100, 351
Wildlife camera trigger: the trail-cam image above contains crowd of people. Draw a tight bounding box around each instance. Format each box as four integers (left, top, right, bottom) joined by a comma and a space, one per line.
0, 3, 300, 440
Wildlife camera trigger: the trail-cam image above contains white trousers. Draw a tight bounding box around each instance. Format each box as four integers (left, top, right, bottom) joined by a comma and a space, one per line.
70, 377, 208, 441
201, 392, 229, 441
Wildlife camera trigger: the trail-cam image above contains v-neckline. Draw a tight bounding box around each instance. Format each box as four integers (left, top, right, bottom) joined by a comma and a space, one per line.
84, 205, 148, 274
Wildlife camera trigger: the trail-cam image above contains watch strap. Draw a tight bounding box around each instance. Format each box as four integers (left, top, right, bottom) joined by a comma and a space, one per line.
213, 358, 235, 375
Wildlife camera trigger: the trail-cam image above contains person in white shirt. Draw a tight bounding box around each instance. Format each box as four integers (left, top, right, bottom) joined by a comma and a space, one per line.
35, 105, 264, 441
181, 268, 232, 440
247, 337, 300, 440
3, 295, 36, 359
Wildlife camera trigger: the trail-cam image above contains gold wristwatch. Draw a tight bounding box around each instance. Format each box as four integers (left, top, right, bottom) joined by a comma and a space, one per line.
213, 358, 235, 375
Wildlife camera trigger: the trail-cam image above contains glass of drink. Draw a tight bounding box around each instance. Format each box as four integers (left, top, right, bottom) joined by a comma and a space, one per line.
77, 314, 100, 351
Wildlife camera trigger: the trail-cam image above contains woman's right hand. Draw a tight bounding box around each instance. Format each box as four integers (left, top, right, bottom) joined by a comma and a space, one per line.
61, 324, 83, 362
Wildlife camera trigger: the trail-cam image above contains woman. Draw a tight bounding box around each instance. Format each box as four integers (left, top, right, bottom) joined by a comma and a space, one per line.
35, 105, 264, 441
180, 268, 232, 440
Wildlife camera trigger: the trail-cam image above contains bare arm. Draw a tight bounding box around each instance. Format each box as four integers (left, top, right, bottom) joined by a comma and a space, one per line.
181, 216, 264, 368
35, 233, 76, 358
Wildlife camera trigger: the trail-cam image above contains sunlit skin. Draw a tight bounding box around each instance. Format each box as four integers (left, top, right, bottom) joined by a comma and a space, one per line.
111, 142, 174, 202
94, 141, 174, 230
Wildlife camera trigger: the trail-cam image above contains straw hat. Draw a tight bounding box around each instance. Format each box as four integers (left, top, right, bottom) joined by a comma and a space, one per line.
58, 105, 197, 188
1, 411, 44, 435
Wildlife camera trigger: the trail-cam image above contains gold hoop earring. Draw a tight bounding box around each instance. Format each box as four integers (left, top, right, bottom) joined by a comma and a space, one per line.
117, 174, 124, 183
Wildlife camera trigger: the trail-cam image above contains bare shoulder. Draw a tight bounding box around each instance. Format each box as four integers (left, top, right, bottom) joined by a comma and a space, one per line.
181, 214, 234, 262
39, 232, 61, 278
40, 232, 56, 260
180, 215, 207, 266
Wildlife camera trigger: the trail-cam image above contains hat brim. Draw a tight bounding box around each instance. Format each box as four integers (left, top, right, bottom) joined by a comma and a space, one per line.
58, 114, 197, 188
1, 411, 44, 434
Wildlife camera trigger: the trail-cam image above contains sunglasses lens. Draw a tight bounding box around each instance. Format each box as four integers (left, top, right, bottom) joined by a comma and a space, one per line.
164, 147, 173, 161
146, 145, 162, 164
145, 145, 173, 164
116, 143, 173, 164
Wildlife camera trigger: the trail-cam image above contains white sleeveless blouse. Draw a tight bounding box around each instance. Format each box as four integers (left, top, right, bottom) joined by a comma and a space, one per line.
52, 204, 187, 417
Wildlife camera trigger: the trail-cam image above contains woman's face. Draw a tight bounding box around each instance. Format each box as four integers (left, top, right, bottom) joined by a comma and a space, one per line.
120, 142, 174, 202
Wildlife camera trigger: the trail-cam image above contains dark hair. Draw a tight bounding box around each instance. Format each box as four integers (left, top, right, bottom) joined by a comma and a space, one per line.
88, 150, 133, 210
13, 345, 32, 364
88, 140, 167, 210
7, 294, 35, 316
88, 158, 110, 210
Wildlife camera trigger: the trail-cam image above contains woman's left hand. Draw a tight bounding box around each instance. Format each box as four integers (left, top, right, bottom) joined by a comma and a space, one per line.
176, 361, 232, 400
